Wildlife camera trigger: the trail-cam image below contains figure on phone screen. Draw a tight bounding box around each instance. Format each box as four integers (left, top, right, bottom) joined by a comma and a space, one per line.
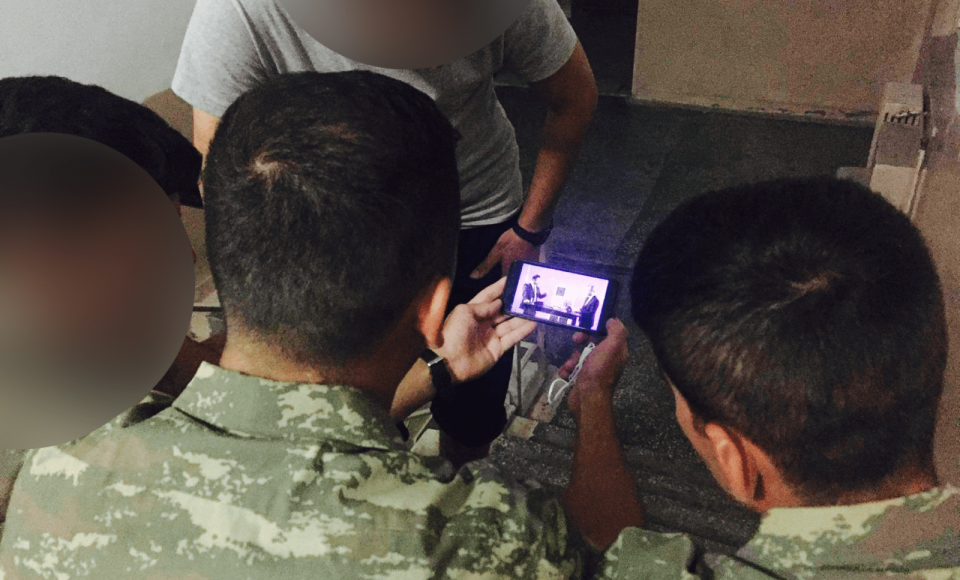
522, 274, 548, 315
579, 286, 599, 330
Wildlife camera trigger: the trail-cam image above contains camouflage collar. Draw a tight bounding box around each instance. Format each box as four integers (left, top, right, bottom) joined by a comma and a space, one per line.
170, 362, 407, 451
738, 484, 960, 577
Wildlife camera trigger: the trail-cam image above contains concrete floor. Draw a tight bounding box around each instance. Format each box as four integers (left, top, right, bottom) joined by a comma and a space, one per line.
484, 86, 874, 555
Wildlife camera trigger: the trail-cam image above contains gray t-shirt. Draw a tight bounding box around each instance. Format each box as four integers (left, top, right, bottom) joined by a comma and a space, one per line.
172, 0, 578, 228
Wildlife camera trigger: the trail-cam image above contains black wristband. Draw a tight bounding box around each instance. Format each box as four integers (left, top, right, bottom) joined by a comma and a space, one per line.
420, 349, 455, 402
512, 219, 553, 247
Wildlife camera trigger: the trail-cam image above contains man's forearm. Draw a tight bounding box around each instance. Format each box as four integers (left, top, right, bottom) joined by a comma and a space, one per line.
562, 391, 645, 551
517, 104, 594, 232
389, 359, 435, 421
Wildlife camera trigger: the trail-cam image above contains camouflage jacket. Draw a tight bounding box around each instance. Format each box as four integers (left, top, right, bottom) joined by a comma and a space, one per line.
0, 362, 583, 579
595, 484, 959, 580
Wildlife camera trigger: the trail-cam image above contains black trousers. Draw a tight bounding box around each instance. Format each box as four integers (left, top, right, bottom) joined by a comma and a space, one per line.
430, 217, 517, 447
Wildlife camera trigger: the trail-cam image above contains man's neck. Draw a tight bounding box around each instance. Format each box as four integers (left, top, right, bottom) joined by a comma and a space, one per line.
218, 334, 414, 412
765, 471, 939, 511
834, 471, 939, 505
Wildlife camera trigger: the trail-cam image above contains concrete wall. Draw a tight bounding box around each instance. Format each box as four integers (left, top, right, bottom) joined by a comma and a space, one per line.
0, 0, 196, 103
632, 0, 936, 120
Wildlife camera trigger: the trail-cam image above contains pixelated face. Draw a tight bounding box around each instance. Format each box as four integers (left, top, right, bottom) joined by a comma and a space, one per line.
0, 133, 196, 449
1, 180, 178, 355
278, 0, 532, 68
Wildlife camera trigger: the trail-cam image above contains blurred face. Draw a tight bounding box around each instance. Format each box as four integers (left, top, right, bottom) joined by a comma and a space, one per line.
0, 186, 178, 358
278, 0, 530, 69
0, 132, 197, 449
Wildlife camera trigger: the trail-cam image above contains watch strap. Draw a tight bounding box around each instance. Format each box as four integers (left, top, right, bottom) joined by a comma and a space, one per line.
512, 219, 553, 247
420, 348, 455, 402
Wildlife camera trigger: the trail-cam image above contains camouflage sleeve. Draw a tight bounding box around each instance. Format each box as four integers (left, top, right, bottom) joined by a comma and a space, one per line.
592, 527, 705, 580
429, 459, 587, 579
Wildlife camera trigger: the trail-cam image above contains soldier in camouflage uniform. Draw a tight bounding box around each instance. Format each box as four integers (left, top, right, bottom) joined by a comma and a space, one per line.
555, 177, 959, 579
0, 70, 606, 578
0, 75, 217, 529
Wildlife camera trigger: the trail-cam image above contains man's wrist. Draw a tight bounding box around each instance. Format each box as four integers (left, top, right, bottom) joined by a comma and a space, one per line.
572, 384, 615, 422
517, 213, 552, 232
433, 348, 461, 385
415, 357, 437, 399
512, 218, 553, 247
420, 349, 456, 401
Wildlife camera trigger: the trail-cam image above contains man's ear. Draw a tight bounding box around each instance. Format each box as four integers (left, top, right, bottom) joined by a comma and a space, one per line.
417, 276, 451, 350
703, 423, 762, 507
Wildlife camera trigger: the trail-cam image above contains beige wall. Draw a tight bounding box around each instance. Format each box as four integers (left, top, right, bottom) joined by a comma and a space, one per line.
633, 0, 936, 119
0, 0, 196, 103
913, 0, 960, 486
916, 170, 960, 487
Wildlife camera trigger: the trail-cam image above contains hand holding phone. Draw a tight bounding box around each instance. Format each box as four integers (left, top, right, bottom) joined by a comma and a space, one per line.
436, 277, 537, 383
547, 341, 596, 405
558, 319, 630, 418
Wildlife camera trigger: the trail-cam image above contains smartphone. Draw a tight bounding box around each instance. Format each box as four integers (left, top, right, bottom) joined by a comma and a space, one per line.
502, 260, 619, 334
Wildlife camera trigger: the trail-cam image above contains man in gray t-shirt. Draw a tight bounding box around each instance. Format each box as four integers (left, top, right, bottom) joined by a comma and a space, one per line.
172, 0, 598, 464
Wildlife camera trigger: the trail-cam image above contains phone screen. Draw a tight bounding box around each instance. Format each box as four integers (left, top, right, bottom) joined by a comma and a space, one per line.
503, 261, 618, 334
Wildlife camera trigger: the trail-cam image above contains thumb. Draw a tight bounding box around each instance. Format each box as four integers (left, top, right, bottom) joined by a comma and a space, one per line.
472, 298, 502, 321
558, 349, 581, 379
604, 318, 628, 341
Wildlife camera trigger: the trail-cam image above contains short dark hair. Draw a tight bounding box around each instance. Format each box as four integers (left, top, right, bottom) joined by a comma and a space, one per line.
0, 75, 202, 207
203, 71, 461, 363
632, 177, 947, 505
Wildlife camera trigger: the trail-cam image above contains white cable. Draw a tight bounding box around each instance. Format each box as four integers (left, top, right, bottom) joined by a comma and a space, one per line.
547, 342, 596, 406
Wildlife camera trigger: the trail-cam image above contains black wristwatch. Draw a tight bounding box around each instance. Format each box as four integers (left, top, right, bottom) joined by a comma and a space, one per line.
512, 219, 553, 247
420, 348, 455, 402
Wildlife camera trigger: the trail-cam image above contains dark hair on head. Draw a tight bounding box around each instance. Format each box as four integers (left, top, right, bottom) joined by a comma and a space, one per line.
632, 177, 947, 505
0, 75, 202, 207
203, 71, 461, 364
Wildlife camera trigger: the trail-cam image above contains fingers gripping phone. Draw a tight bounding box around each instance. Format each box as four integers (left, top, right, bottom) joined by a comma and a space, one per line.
502, 261, 619, 335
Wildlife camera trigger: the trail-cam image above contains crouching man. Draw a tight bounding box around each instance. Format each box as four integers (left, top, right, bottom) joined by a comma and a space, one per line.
561, 177, 958, 579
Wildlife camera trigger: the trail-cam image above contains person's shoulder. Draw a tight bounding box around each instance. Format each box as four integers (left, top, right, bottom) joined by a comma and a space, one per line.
866, 485, 960, 551
594, 527, 785, 580
593, 527, 706, 580
508, 0, 565, 30
418, 457, 581, 572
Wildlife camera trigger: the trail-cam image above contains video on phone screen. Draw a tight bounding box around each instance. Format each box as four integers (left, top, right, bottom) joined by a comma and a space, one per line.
509, 263, 609, 332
